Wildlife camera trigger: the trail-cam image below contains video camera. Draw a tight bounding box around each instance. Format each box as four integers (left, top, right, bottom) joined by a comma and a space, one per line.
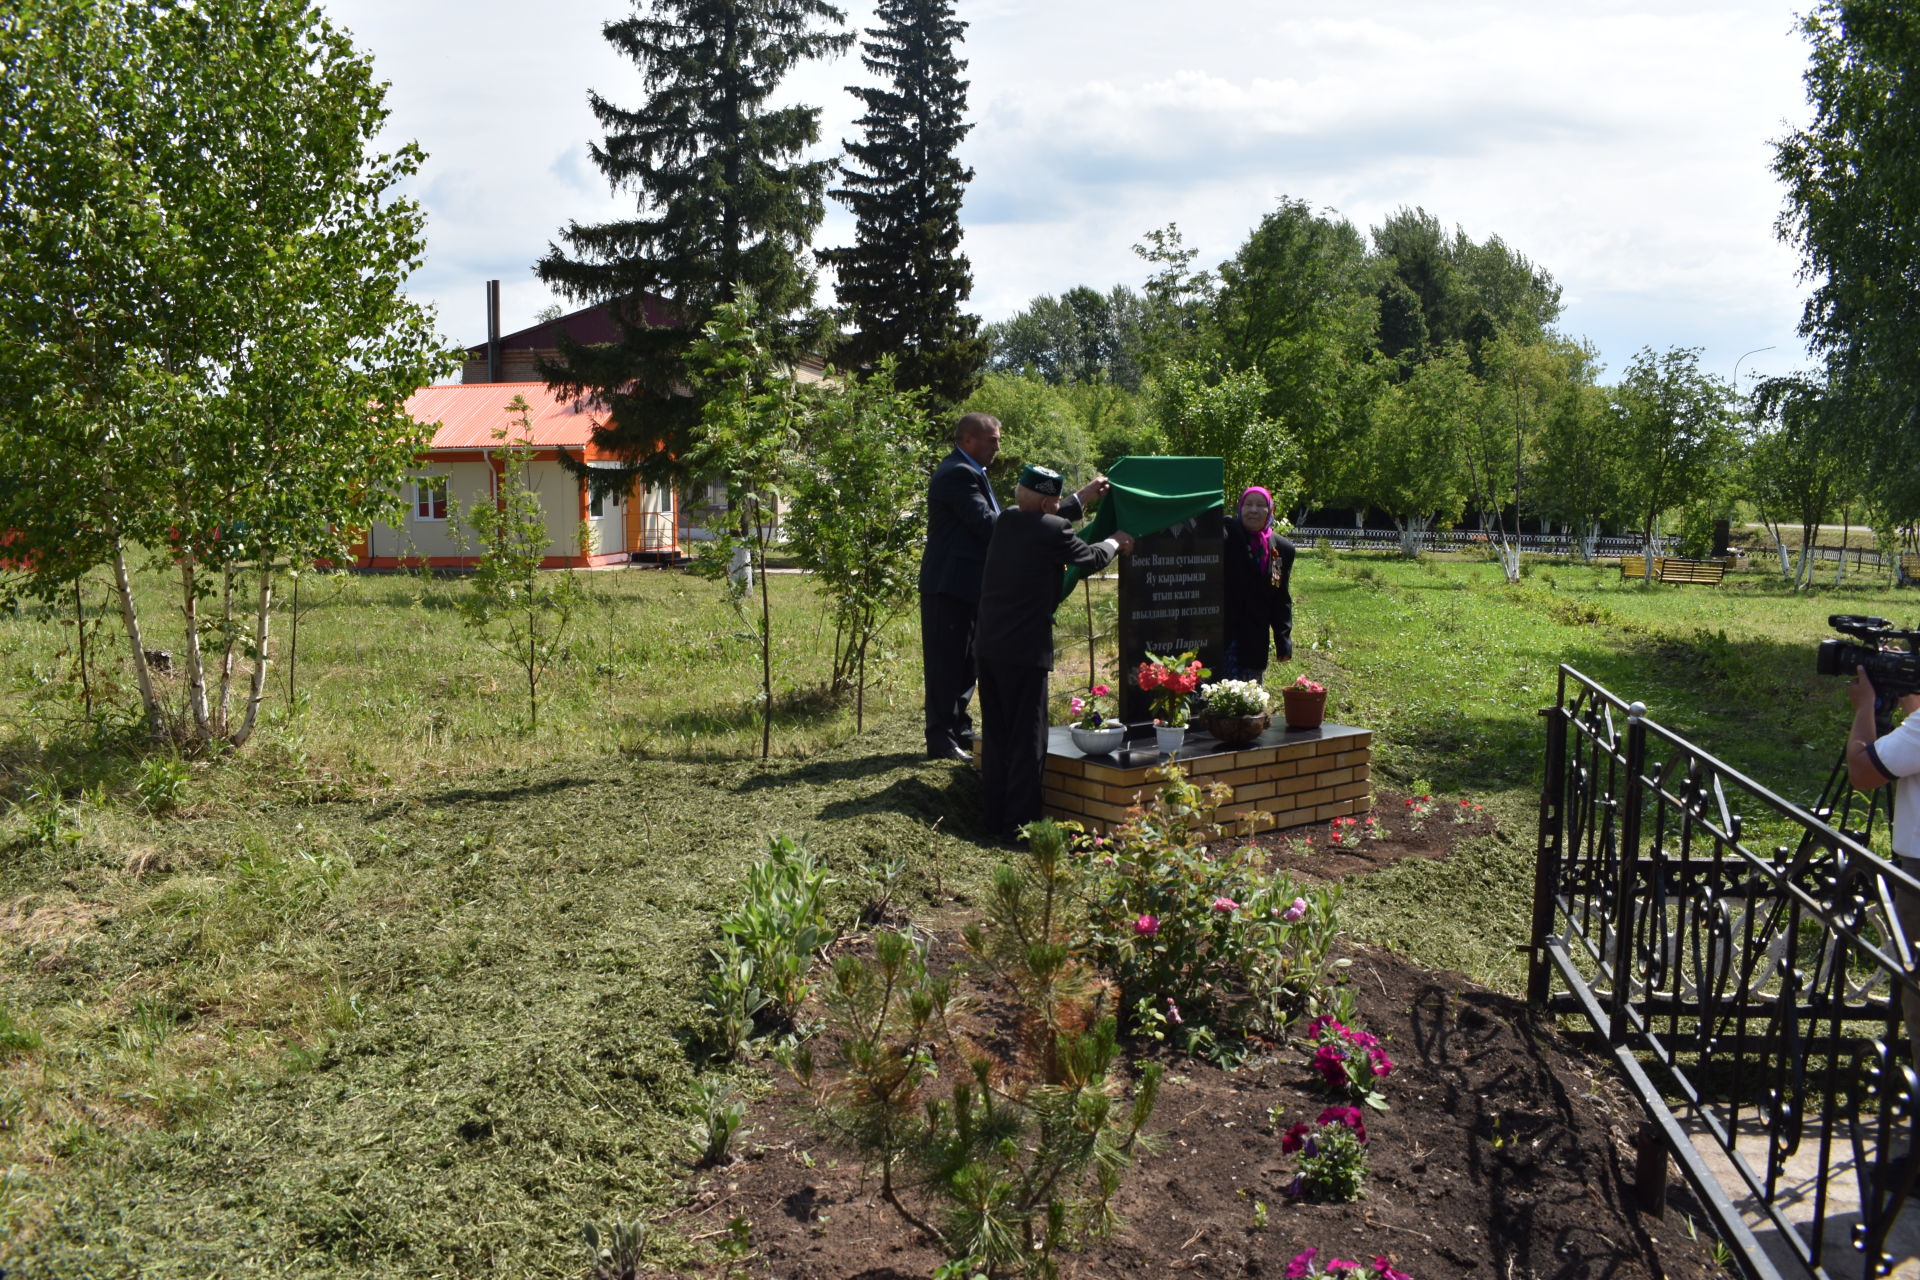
1815, 615, 1920, 700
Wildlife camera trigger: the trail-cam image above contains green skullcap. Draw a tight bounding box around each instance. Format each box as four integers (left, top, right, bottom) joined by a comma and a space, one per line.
1018, 464, 1063, 496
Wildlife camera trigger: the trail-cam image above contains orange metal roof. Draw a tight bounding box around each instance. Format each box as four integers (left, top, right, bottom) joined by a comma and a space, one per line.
405, 382, 607, 452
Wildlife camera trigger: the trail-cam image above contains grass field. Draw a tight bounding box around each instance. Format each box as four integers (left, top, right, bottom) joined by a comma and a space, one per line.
1, 551, 1912, 1276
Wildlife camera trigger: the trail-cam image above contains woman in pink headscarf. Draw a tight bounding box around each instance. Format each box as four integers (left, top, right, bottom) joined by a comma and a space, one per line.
1221, 485, 1296, 682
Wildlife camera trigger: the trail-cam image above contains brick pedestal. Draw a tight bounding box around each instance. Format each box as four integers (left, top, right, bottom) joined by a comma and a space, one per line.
1038, 723, 1372, 835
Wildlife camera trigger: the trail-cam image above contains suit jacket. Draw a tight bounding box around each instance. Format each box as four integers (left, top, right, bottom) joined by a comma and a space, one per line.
919, 449, 1081, 603
976, 509, 1117, 670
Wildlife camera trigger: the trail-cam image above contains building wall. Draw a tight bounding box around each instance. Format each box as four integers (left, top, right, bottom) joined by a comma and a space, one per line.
365, 459, 495, 562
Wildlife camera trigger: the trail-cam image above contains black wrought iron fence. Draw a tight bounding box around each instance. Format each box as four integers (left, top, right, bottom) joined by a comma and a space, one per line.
1531, 667, 1920, 1279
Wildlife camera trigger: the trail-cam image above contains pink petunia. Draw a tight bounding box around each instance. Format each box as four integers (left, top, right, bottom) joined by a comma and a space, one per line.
1327, 1261, 1362, 1274
1212, 896, 1239, 912
1166, 997, 1183, 1026
1134, 913, 1160, 936
1372, 1260, 1413, 1280
1372, 1052, 1394, 1078
1091, 684, 1110, 696
1286, 1249, 1319, 1279
1283, 898, 1308, 922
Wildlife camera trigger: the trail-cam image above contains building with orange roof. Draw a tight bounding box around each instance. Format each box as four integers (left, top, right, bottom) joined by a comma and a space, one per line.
346, 379, 679, 569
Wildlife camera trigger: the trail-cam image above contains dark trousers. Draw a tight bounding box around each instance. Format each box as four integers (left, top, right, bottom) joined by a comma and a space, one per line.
978, 658, 1049, 839
921, 591, 978, 753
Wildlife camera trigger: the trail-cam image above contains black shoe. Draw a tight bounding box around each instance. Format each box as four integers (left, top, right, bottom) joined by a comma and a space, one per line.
927, 744, 971, 762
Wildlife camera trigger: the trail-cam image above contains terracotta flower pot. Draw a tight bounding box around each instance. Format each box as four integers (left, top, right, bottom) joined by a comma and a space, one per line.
1282, 687, 1327, 730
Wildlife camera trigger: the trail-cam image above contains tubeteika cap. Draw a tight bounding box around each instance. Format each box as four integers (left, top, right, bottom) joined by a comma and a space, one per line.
1018, 463, 1063, 496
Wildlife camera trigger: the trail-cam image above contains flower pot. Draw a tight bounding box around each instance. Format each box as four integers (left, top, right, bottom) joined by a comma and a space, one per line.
1068, 724, 1126, 756
1155, 724, 1187, 754
1205, 711, 1270, 746
1281, 687, 1327, 730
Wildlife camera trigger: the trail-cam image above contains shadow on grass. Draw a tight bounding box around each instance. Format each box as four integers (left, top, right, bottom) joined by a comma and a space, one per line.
653, 684, 848, 740
816, 769, 984, 835
732, 750, 928, 792
419, 774, 608, 809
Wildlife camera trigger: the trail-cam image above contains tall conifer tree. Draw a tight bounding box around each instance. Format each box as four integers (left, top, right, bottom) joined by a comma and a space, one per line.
537, 0, 850, 482
820, 0, 984, 408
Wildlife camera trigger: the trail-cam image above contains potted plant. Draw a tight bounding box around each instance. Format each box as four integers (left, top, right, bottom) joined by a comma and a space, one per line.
1198, 678, 1272, 746
1282, 673, 1327, 730
1136, 649, 1209, 753
1066, 683, 1124, 756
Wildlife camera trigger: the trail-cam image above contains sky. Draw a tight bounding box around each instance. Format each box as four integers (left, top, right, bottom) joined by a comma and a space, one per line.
323, 0, 1820, 390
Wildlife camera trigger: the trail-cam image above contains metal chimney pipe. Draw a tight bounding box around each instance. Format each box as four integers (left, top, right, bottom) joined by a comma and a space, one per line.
486, 280, 501, 383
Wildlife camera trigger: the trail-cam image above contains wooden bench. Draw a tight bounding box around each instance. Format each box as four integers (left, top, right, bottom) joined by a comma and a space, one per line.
1618, 554, 1726, 584
1653, 557, 1726, 585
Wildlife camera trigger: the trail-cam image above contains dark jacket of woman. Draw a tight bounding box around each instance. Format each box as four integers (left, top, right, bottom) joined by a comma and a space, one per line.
1222, 519, 1296, 677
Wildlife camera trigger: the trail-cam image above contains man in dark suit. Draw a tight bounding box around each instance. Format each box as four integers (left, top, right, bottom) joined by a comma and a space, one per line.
918, 414, 1108, 760
976, 464, 1133, 841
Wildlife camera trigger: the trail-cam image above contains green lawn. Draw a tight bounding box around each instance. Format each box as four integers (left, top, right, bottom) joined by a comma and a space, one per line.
0, 551, 1908, 1276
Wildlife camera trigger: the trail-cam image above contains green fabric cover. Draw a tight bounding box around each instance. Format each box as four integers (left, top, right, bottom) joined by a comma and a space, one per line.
1060, 455, 1224, 601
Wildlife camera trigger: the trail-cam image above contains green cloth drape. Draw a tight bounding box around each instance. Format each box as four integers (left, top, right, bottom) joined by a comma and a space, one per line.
1060, 455, 1224, 601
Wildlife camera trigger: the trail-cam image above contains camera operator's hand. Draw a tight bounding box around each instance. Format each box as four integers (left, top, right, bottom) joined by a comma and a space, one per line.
1850, 665, 1879, 713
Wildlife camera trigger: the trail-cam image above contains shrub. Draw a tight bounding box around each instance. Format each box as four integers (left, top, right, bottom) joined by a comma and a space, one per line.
1073, 763, 1344, 1053
704, 833, 838, 1055
795, 826, 1162, 1279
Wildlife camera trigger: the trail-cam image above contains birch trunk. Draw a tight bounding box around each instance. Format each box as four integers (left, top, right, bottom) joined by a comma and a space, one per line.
179, 559, 212, 740
230, 565, 274, 747
111, 539, 164, 739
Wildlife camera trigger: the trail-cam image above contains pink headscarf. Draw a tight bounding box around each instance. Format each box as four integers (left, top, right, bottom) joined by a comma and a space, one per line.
1240, 486, 1274, 572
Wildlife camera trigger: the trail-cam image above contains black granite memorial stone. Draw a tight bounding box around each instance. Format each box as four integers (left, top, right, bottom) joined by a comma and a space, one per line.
1117, 508, 1226, 725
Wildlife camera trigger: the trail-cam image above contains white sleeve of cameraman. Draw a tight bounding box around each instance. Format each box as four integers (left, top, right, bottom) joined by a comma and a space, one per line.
1872, 715, 1920, 780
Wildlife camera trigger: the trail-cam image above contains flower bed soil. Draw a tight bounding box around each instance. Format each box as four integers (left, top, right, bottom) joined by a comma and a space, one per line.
655, 797, 1723, 1280
1238, 788, 1496, 883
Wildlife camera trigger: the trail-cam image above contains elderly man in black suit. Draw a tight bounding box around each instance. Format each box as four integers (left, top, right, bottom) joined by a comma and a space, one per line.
976, 464, 1134, 842
918, 413, 1107, 760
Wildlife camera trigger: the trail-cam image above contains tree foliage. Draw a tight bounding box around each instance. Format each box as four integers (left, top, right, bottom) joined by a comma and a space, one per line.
983, 286, 1150, 391
1356, 345, 1473, 556
536, 0, 850, 487
456, 398, 585, 733
1773, 0, 1920, 516
821, 0, 984, 408
0, 0, 445, 748
1609, 347, 1736, 576
786, 362, 933, 727
1152, 362, 1302, 516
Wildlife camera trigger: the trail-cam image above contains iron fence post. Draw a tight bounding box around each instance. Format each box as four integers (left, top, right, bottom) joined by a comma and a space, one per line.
1610, 703, 1648, 1045
1530, 701, 1568, 1006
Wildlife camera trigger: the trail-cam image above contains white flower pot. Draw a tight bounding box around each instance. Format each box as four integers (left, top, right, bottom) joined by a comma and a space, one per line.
1155, 724, 1187, 754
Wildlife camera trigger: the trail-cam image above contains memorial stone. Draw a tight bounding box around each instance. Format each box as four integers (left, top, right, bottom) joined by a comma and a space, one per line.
1117, 508, 1226, 725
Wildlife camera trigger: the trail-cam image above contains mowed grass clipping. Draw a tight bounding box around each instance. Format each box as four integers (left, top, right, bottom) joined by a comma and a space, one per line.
1, 552, 1910, 1276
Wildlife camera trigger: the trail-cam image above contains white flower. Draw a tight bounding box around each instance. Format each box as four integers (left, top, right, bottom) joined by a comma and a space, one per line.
1200, 678, 1271, 716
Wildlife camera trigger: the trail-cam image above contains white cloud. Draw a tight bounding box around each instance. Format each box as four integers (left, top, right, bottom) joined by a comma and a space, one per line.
322, 0, 1818, 383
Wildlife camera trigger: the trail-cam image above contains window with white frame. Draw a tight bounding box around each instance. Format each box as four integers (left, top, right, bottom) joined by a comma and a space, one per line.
414, 475, 449, 521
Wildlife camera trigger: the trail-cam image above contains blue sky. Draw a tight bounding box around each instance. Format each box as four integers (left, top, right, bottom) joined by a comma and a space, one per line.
325, 0, 1817, 389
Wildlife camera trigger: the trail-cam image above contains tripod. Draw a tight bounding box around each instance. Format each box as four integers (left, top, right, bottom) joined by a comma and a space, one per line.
1811, 697, 1899, 844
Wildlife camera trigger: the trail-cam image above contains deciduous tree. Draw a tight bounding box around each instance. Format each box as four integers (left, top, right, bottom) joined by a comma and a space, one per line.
0, 0, 444, 748
1610, 347, 1736, 580
1773, 1, 1920, 514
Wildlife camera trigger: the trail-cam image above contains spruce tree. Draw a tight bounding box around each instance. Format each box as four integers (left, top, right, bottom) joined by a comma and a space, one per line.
536, 0, 850, 481
820, 0, 984, 408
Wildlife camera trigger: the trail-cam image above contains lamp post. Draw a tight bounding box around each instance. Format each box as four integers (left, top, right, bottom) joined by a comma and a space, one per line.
1732, 345, 1774, 397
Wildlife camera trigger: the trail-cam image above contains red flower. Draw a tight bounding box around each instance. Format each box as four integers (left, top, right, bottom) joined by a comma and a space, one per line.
1281, 1121, 1311, 1153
